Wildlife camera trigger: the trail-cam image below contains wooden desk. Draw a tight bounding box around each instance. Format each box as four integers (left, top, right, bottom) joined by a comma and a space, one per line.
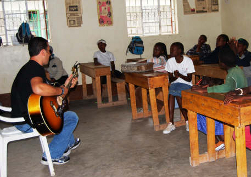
182, 90, 251, 177
125, 72, 185, 131
193, 64, 227, 85
187, 55, 200, 64
80, 62, 127, 108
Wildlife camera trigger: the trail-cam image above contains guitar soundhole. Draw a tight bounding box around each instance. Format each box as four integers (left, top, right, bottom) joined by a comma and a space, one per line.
50, 101, 59, 117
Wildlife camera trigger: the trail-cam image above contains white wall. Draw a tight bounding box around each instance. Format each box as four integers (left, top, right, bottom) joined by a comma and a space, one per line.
221, 0, 251, 42
0, 0, 223, 94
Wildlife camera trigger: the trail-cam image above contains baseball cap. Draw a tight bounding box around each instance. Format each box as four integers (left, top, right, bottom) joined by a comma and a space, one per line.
238, 38, 249, 48
97, 39, 106, 45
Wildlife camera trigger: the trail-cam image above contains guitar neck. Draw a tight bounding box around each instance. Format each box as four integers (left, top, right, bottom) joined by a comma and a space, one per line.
63, 62, 79, 90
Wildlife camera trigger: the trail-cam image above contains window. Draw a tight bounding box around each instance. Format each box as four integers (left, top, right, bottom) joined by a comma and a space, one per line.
0, 0, 49, 46
126, 0, 177, 37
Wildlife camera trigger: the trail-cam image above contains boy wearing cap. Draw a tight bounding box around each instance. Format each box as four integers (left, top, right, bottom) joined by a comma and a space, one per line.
93, 39, 123, 84
94, 39, 115, 72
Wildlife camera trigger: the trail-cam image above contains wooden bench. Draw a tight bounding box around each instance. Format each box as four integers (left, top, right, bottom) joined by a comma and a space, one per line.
111, 77, 127, 104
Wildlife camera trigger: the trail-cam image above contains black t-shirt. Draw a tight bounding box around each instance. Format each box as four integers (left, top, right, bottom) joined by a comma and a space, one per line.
11, 60, 46, 126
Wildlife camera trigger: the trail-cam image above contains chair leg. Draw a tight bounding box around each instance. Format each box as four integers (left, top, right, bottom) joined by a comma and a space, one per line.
2, 139, 8, 177
39, 136, 55, 176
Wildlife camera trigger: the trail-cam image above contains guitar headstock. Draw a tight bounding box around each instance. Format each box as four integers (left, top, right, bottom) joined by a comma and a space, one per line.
72, 61, 80, 78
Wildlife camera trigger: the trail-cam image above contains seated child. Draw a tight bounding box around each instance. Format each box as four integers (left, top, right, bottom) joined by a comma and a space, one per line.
186, 34, 211, 60
93, 39, 123, 84
202, 34, 229, 64
136, 42, 167, 112
45, 46, 68, 86
192, 46, 247, 151
163, 42, 195, 134
229, 38, 251, 85
229, 38, 251, 67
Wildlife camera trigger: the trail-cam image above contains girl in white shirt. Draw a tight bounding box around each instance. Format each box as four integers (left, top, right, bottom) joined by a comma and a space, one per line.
163, 42, 195, 134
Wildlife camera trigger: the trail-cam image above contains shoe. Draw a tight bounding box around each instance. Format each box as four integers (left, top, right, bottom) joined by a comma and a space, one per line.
64, 138, 81, 156
137, 108, 143, 113
186, 121, 189, 132
163, 122, 176, 134
215, 141, 225, 151
41, 156, 70, 165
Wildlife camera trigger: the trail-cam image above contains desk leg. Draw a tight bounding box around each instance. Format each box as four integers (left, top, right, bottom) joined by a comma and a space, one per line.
149, 88, 160, 131
106, 75, 113, 103
192, 74, 196, 85
162, 85, 169, 124
235, 126, 247, 177
188, 110, 199, 166
95, 77, 102, 106
92, 78, 97, 97
82, 73, 87, 98
129, 83, 137, 119
142, 88, 149, 118
224, 125, 235, 158
207, 118, 216, 161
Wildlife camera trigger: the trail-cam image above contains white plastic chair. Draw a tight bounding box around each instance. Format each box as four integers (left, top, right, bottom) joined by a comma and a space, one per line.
0, 105, 55, 177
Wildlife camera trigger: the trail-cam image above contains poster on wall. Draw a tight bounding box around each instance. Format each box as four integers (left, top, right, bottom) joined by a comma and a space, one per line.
65, 0, 83, 27
183, 0, 219, 15
97, 0, 113, 26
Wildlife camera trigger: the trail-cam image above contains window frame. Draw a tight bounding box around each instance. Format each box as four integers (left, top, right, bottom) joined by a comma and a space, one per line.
0, 0, 50, 46
125, 0, 178, 37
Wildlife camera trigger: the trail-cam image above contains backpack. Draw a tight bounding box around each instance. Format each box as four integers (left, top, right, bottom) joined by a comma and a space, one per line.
16, 22, 34, 44
126, 36, 144, 55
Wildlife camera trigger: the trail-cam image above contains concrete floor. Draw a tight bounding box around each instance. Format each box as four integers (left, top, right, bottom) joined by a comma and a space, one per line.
2, 99, 251, 177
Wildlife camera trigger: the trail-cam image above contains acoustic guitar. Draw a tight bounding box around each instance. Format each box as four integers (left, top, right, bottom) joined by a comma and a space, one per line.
27, 62, 80, 136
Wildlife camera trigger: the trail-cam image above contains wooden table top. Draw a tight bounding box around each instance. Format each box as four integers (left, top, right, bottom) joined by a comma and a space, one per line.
125, 71, 168, 89
194, 64, 227, 79
80, 62, 110, 69
182, 89, 251, 127
80, 62, 110, 77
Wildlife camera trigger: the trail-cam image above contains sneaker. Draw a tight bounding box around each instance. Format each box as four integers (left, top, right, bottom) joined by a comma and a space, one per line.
215, 141, 225, 151
186, 121, 189, 132
163, 122, 176, 134
41, 156, 70, 165
63, 138, 81, 156
137, 108, 143, 113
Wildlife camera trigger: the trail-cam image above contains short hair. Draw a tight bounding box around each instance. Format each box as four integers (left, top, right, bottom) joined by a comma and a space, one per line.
28, 37, 48, 57
238, 38, 249, 49
172, 42, 184, 55
218, 34, 229, 43
154, 42, 168, 58
218, 45, 236, 67
200, 35, 207, 42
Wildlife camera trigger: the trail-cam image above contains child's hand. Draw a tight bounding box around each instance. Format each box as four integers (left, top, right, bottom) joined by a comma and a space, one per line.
223, 90, 240, 104
191, 85, 207, 93
224, 95, 243, 104
174, 70, 179, 78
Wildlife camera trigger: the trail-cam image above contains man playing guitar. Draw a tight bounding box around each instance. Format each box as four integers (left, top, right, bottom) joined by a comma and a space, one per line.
11, 37, 80, 165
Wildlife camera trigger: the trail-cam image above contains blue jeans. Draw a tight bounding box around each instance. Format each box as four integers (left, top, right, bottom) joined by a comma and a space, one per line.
15, 111, 79, 159
169, 83, 192, 97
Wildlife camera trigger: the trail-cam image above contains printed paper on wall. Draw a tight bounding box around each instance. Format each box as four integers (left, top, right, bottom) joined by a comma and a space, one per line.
97, 0, 113, 26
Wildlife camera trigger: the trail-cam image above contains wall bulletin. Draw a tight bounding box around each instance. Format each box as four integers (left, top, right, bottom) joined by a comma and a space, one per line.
97, 0, 113, 26
183, 0, 219, 15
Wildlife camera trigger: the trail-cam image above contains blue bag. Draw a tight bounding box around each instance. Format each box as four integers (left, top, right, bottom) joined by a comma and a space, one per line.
16, 22, 34, 44
126, 36, 144, 55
